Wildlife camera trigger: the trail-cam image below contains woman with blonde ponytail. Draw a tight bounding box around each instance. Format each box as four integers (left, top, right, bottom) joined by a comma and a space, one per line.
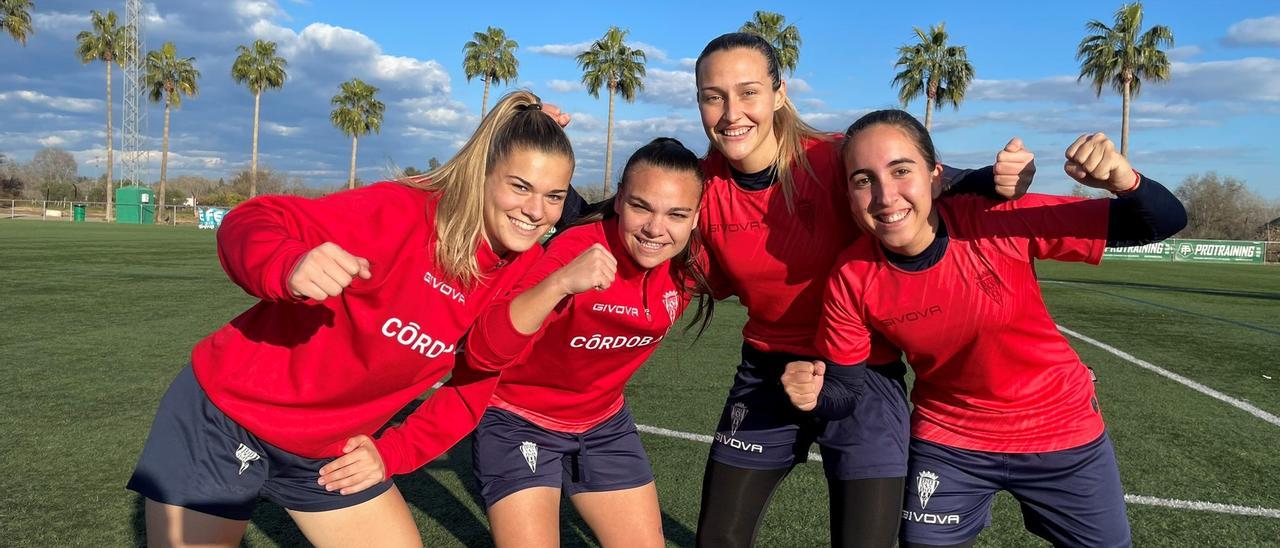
128, 90, 574, 547
690, 33, 1038, 547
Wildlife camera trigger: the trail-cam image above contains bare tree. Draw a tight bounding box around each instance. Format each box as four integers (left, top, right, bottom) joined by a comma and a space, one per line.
1174, 172, 1280, 240
27, 147, 78, 200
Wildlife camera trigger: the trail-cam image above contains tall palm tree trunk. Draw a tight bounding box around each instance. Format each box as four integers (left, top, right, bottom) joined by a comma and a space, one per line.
924, 95, 935, 131
604, 84, 616, 195
481, 78, 491, 117
924, 80, 937, 130
158, 102, 170, 223
250, 89, 261, 197
105, 61, 114, 222
1120, 78, 1131, 157
348, 135, 358, 190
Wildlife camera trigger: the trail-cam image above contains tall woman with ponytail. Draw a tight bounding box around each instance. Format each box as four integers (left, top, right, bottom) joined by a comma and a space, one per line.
690, 33, 1036, 547
128, 91, 574, 547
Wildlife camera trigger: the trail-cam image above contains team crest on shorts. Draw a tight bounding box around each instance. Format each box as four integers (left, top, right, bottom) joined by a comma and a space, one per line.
917, 470, 941, 509
730, 402, 748, 436
662, 290, 679, 324
520, 441, 539, 473
234, 443, 261, 475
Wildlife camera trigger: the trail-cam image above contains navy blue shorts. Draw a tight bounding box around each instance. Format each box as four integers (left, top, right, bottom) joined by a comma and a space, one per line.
471, 405, 654, 508
707, 343, 910, 480
126, 365, 393, 521
900, 433, 1131, 547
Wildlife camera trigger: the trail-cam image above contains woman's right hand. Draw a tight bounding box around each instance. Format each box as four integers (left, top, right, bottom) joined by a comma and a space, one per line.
549, 243, 617, 296
288, 242, 372, 301
781, 360, 825, 412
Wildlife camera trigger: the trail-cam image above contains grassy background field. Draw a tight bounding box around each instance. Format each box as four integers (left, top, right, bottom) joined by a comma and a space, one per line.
2, 221, 1278, 546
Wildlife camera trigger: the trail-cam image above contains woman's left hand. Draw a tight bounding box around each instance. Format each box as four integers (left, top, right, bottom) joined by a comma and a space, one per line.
994, 137, 1036, 199
1064, 132, 1137, 193
317, 435, 387, 495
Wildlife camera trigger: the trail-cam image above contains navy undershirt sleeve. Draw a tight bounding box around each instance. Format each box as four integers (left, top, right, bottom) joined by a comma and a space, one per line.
813, 361, 867, 420
1106, 175, 1187, 247
940, 165, 998, 199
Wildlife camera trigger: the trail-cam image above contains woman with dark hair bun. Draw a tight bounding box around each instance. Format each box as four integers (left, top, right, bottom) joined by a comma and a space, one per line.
463, 138, 715, 547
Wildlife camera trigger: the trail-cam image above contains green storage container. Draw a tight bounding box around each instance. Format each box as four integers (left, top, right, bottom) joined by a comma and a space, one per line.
73, 203, 86, 222
114, 186, 155, 224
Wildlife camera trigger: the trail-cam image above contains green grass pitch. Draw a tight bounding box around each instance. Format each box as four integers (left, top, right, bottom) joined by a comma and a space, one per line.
2, 221, 1278, 546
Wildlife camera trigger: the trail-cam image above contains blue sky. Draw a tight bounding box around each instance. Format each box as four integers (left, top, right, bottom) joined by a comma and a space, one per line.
2, 0, 1279, 197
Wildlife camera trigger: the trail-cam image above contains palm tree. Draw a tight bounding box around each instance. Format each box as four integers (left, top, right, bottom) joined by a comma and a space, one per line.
145, 42, 200, 223
76, 10, 126, 221
739, 11, 802, 75
462, 27, 518, 116
330, 79, 385, 190
231, 39, 288, 198
892, 22, 975, 131
576, 27, 645, 195
0, 0, 34, 45
1077, 2, 1174, 156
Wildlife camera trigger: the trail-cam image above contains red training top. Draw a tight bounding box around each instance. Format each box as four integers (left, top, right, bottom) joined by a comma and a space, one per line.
816, 193, 1111, 453
465, 218, 691, 433
697, 135, 858, 356
192, 182, 540, 475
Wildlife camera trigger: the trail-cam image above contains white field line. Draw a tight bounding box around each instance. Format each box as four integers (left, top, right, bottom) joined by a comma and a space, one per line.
634, 424, 1280, 519
1055, 324, 1280, 429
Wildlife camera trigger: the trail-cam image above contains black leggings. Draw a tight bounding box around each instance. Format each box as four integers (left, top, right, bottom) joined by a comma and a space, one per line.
695, 459, 905, 547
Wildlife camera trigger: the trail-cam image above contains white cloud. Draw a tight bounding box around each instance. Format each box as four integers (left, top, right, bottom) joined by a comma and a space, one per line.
233, 0, 286, 21
788, 78, 814, 93
292, 23, 380, 58
264, 122, 302, 136
968, 76, 1097, 103
1224, 15, 1280, 47
399, 97, 474, 129
31, 12, 89, 36
639, 69, 695, 107
968, 57, 1280, 106
0, 91, 102, 113
1160, 58, 1280, 102
679, 57, 698, 69
547, 79, 582, 93
372, 55, 451, 94
527, 41, 593, 57
1166, 45, 1203, 61
526, 39, 667, 61
801, 109, 874, 132
631, 41, 669, 62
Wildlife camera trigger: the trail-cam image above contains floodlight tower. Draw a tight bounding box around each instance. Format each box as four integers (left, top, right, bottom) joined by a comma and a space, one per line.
119, 0, 148, 203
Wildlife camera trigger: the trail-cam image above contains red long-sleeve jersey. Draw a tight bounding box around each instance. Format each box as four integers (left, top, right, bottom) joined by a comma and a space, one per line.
697, 135, 858, 355
191, 182, 540, 475
465, 218, 691, 433
817, 194, 1110, 452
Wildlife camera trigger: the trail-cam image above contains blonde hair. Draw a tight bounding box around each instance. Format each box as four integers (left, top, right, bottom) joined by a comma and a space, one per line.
696, 33, 825, 211
402, 91, 573, 286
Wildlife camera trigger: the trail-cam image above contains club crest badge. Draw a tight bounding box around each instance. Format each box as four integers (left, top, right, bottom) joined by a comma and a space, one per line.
730, 402, 748, 436
520, 441, 539, 473
917, 470, 941, 509
235, 443, 261, 475
663, 290, 680, 324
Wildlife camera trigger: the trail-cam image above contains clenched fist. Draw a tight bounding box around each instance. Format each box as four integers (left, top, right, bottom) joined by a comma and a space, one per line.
993, 137, 1036, 199
550, 243, 617, 296
781, 360, 826, 412
288, 242, 371, 301
1064, 133, 1137, 193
